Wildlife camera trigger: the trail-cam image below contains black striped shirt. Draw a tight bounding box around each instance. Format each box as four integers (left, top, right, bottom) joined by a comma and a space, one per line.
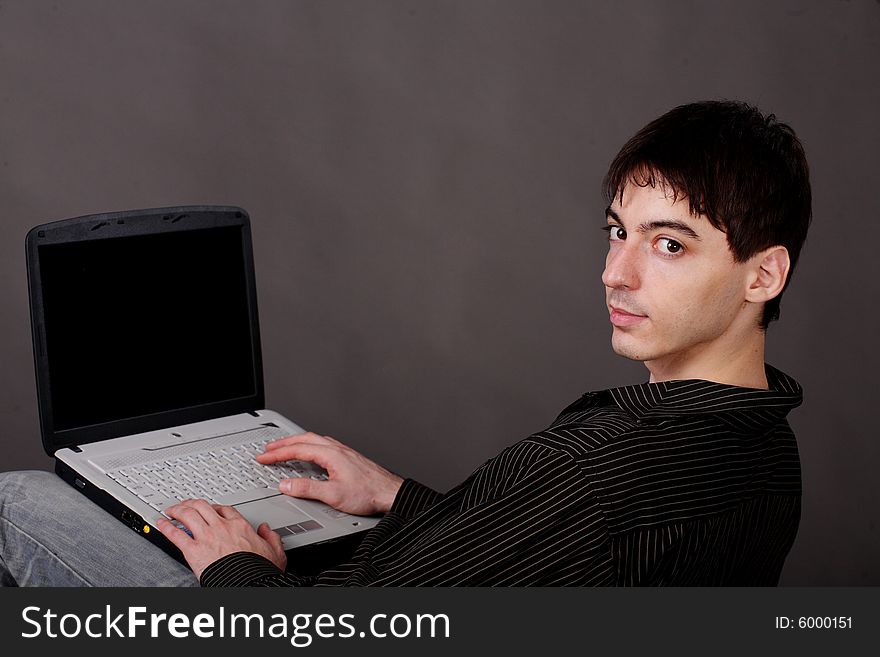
201, 363, 802, 586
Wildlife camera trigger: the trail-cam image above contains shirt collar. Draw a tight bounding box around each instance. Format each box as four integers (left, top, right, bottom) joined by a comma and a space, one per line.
597, 363, 803, 423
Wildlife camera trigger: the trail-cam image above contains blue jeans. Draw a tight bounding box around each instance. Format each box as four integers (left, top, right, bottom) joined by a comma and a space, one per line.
0, 470, 199, 586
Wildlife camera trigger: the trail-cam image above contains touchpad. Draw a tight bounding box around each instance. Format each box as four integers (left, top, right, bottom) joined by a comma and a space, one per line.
233, 495, 312, 529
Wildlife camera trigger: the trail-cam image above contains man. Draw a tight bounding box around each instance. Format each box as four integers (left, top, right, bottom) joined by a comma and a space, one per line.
0, 99, 810, 586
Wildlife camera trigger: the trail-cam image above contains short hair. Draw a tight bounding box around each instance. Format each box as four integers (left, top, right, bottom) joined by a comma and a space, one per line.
603, 100, 812, 329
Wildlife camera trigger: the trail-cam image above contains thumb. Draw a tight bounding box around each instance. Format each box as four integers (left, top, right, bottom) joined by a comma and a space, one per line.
257, 522, 285, 559
279, 476, 323, 500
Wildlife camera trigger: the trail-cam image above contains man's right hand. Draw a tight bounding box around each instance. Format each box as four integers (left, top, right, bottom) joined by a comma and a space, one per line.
255, 432, 404, 516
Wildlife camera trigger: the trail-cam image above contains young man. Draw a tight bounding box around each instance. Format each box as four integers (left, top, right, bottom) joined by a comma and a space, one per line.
0, 99, 811, 586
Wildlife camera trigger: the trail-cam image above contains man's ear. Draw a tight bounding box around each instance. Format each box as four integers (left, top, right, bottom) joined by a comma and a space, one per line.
745, 246, 790, 304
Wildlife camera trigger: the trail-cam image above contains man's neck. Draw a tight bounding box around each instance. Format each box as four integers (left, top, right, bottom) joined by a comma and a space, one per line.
644, 330, 769, 390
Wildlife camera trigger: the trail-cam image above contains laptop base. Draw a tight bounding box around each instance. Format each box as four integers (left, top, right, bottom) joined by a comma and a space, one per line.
55, 460, 370, 577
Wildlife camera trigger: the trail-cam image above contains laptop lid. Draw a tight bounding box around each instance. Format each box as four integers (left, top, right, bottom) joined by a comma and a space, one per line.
27, 206, 265, 456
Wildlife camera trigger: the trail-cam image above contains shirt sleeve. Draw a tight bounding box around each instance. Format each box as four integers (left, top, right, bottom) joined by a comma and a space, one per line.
357, 443, 613, 585
200, 551, 314, 587
387, 478, 444, 520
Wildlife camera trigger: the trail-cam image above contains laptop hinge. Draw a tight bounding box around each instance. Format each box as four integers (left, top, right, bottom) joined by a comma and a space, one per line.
70, 445, 83, 453
247, 410, 260, 417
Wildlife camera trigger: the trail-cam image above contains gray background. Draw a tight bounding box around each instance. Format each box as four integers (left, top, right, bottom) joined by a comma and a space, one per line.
1, 0, 877, 585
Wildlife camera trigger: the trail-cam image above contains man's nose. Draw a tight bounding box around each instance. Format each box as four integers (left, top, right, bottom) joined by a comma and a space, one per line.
601, 243, 641, 290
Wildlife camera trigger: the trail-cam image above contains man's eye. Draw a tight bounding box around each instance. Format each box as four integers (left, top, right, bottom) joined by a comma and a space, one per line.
657, 237, 683, 255
602, 225, 626, 241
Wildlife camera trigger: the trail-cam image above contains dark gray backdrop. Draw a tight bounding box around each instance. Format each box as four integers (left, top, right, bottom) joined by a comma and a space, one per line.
1, 0, 877, 585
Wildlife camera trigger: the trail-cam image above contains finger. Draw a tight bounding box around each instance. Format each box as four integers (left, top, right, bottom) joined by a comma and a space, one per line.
155, 517, 194, 550
264, 432, 334, 452
256, 442, 337, 469
278, 476, 336, 505
211, 505, 240, 520
175, 499, 222, 525
257, 522, 285, 559
164, 505, 209, 536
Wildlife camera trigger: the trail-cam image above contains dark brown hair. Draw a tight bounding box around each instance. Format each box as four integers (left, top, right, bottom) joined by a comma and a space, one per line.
603, 100, 812, 328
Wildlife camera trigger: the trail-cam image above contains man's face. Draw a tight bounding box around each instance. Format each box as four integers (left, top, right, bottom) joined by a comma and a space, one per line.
601, 182, 756, 370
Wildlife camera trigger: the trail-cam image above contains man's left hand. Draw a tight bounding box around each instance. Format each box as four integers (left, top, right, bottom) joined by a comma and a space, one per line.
155, 499, 287, 580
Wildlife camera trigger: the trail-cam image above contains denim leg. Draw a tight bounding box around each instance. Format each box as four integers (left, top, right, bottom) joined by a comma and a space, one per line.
0, 470, 199, 587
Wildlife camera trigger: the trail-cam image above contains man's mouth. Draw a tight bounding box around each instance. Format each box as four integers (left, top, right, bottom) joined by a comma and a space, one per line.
609, 305, 648, 327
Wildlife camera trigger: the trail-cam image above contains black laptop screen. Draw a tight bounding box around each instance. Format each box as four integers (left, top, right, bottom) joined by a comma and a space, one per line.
39, 226, 257, 432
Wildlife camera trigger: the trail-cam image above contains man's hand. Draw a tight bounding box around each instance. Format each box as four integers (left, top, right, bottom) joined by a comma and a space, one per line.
256, 432, 403, 516
155, 499, 287, 580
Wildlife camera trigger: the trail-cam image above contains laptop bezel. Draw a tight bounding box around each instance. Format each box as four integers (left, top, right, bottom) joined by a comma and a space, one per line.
26, 205, 266, 456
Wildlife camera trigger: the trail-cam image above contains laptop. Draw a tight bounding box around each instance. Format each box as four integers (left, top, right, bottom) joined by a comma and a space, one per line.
26, 205, 380, 564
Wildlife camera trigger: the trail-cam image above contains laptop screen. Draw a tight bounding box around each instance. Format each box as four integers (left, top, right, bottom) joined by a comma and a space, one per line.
38, 225, 257, 432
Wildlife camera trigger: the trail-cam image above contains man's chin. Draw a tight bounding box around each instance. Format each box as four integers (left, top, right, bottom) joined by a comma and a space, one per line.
610, 335, 652, 362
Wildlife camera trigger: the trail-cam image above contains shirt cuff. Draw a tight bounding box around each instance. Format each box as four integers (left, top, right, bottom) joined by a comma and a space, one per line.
388, 478, 444, 520
200, 551, 292, 587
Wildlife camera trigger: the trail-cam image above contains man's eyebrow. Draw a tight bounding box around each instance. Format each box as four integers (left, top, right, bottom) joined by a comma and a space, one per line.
638, 220, 703, 241
605, 206, 702, 241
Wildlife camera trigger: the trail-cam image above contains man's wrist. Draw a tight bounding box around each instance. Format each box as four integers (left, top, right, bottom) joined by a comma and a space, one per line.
373, 474, 404, 514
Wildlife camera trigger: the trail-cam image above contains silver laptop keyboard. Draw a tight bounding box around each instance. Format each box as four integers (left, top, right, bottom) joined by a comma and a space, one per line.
106, 431, 328, 513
